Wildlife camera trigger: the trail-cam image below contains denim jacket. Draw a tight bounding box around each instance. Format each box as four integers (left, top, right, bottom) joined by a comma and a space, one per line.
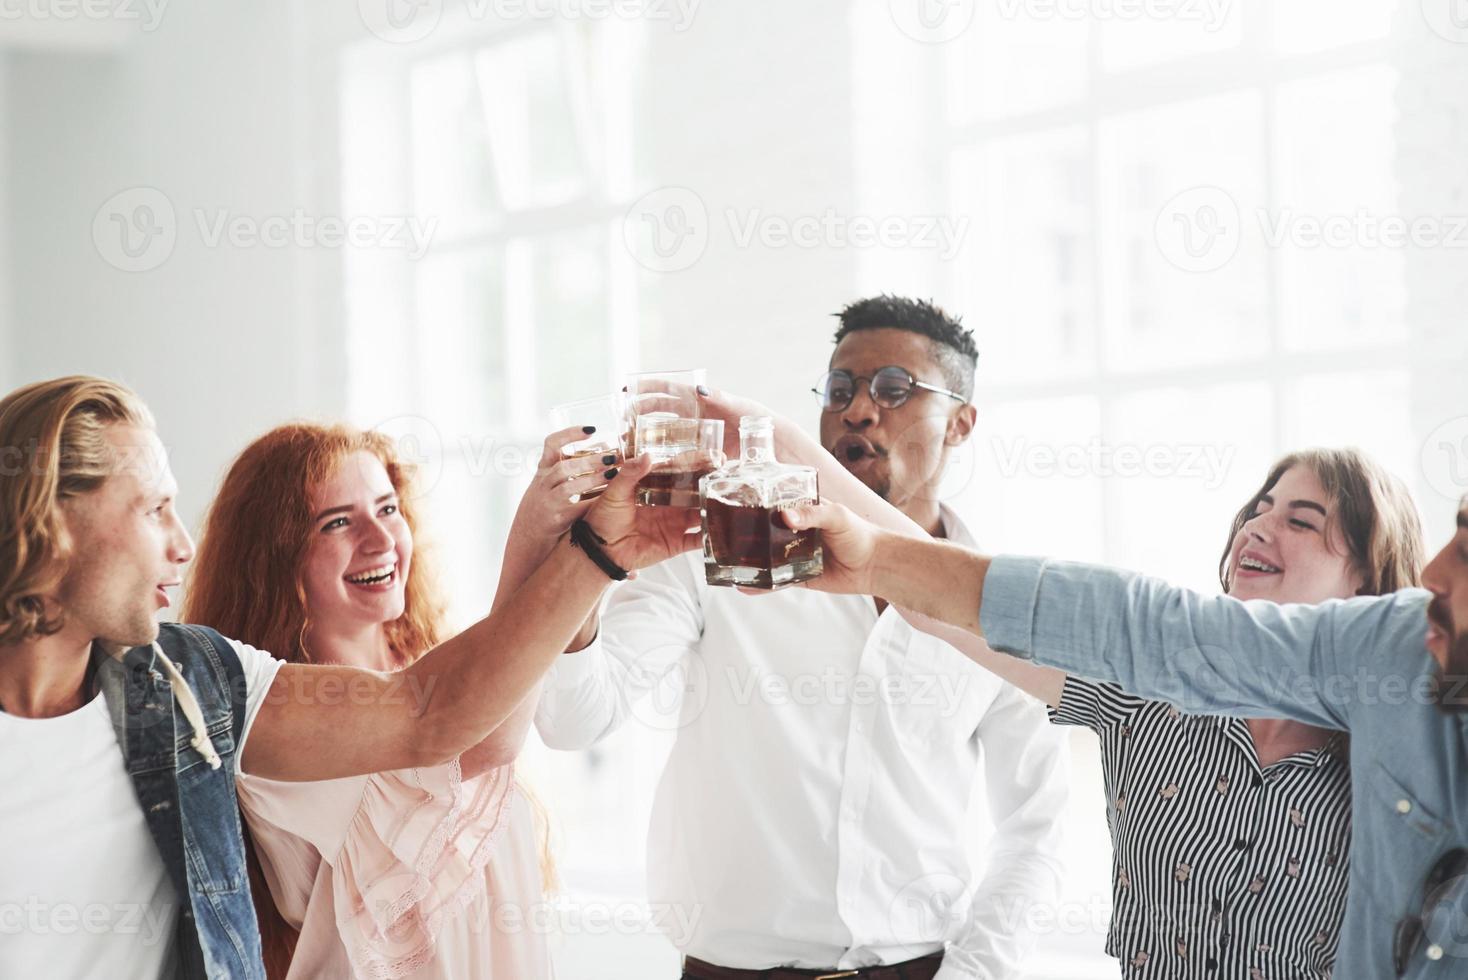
981, 555, 1467, 980
93, 623, 265, 980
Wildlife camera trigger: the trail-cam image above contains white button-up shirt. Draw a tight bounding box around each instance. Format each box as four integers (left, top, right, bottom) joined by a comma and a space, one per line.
535, 505, 1068, 979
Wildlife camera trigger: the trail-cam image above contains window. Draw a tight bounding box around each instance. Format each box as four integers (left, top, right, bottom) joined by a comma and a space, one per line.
342, 19, 674, 975
934, 2, 1408, 972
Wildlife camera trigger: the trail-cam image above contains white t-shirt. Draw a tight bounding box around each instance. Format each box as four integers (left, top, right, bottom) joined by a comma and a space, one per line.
0, 639, 282, 980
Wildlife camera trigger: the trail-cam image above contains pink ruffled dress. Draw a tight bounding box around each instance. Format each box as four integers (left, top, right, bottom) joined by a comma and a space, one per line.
237, 760, 553, 979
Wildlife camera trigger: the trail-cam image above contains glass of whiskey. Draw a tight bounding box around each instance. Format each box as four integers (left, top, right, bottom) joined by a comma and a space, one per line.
699, 416, 822, 589
549, 395, 627, 501
624, 369, 707, 455
634, 414, 724, 508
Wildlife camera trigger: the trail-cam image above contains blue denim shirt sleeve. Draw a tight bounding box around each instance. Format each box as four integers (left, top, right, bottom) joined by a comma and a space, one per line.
979, 555, 1433, 730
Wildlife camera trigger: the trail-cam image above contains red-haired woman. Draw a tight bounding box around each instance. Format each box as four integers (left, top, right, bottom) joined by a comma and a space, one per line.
185, 422, 646, 979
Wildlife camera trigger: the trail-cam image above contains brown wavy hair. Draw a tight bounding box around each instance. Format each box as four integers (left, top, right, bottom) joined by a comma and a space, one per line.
184, 423, 447, 977
0, 376, 156, 645
1218, 447, 1425, 597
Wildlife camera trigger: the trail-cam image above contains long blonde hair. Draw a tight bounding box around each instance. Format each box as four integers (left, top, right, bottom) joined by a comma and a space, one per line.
0, 376, 156, 645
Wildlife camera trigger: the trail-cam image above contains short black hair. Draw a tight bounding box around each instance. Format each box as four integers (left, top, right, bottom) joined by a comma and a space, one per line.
832, 295, 978, 400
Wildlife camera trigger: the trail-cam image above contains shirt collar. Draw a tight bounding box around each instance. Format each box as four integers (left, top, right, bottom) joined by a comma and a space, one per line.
937, 502, 978, 549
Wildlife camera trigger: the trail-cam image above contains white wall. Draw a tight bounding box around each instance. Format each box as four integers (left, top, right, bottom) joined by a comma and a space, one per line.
0, 53, 11, 396
1396, 3, 1468, 547
4, 2, 347, 533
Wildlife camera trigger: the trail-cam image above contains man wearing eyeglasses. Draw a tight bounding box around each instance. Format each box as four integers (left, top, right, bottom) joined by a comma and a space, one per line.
536, 296, 1068, 980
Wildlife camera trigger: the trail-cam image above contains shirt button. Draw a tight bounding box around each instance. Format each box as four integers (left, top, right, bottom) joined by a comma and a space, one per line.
1233, 838, 1250, 851
1205, 958, 1218, 971
1219, 933, 1230, 949
1428, 944, 1444, 961
1397, 799, 1413, 815
1250, 774, 1263, 788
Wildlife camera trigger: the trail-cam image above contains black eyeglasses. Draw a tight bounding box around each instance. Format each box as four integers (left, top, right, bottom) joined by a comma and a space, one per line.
1394, 847, 1468, 975
812, 366, 967, 413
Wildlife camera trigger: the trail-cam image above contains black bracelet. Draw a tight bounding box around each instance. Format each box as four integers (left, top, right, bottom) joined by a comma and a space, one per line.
569, 519, 629, 581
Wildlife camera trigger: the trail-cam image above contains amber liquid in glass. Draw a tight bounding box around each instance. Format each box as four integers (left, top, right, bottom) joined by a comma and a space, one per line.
562, 444, 618, 500
703, 498, 822, 588
636, 464, 716, 508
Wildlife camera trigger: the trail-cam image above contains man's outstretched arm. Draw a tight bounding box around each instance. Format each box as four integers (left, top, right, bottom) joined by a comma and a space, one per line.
782, 499, 1430, 730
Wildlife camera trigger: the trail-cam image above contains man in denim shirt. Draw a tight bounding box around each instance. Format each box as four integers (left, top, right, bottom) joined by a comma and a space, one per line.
779, 491, 1468, 979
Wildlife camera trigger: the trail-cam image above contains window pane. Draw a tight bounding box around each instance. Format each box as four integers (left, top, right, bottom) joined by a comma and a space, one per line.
1107, 382, 1277, 593
527, 227, 614, 421
946, 10, 1088, 124
410, 53, 500, 240
427, 451, 518, 629
1097, 91, 1269, 372
1274, 65, 1404, 352
1272, 0, 1394, 54
960, 397, 1106, 561
415, 248, 507, 435
1281, 369, 1413, 486
1097, 0, 1243, 73
951, 128, 1095, 383
475, 31, 589, 211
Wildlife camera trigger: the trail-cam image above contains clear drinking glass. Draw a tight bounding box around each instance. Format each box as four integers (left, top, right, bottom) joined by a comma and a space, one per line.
549, 395, 626, 501
624, 369, 707, 456
634, 415, 724, 508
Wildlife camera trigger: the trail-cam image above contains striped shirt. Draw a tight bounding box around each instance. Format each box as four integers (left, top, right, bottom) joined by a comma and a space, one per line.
1051, 676, 1351, 979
